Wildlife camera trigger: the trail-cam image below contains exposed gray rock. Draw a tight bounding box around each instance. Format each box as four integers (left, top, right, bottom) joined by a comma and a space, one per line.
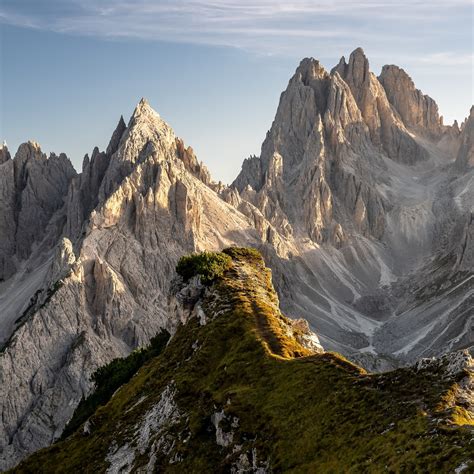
379, 64, 443, 137
106, 115, 127, 156
455, 106, 474, 170
0, 142, 76, 281
105, 383, 184, 474
0, 143, 11, 164
332, 48, 429, 164
416, 350, 473, 423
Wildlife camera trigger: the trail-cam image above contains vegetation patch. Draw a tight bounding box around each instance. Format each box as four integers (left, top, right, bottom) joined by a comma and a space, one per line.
222, 246, 262, 263
176, 251, 231, 284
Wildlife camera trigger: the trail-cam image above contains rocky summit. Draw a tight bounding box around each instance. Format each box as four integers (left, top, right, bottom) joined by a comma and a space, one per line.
0, 48, 473, 470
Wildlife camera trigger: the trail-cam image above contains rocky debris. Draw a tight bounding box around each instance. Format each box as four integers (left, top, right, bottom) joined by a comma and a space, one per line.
105, 383, 184, 474
231, 448, 270, 474
416, 350, 473, 423
290, 318, 324, 353
167, 275, 207, 331
211, 409, 238, 447
416, 349, 472, 377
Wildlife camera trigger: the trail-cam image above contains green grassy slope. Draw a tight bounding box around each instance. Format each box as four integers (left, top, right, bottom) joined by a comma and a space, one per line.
13, 248, 474, 473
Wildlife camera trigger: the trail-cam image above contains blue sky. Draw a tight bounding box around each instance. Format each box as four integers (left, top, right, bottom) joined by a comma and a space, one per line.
1, 1, 473, 183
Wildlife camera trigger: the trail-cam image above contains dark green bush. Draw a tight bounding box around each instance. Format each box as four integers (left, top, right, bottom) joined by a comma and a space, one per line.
176, 251, 232, 284
61, 330, 170, 439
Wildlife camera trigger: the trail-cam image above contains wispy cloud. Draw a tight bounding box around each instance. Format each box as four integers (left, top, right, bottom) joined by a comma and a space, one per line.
418, 52, 474, 67
0, 0, 472, 56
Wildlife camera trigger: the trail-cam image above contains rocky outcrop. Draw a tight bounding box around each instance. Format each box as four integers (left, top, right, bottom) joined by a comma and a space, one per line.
0, 147, 16, 279
13, 143, 76, 259
0, 143, 10, 164
0, 142, 76, 280
455, 106, 474, 170
233, 51, 390, 244
332, 48, 428, 164
416, 350, 473, 425
379, 64, 443, 136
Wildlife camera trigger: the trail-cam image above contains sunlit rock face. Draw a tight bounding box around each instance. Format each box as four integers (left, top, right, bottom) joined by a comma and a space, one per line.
233, 47, 472, 372
0, 49, 472, 469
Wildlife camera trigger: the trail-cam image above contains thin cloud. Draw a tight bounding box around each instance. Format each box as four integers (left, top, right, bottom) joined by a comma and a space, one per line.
419, 52, 474, 67
0, 0, 472, 44
0, 0, 472, 58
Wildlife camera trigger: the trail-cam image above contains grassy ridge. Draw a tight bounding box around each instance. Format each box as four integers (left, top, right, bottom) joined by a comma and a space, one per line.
13, 248, 474, 473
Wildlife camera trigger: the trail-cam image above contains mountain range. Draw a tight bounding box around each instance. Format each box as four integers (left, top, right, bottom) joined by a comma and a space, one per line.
0, 47, 472, 470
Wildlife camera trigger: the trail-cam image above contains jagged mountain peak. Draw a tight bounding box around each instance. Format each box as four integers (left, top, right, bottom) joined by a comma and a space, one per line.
87, 100, 178, 205
346, 46, 370, 82
455, 104, 474, 169
131, 97, 162, 121
12, 141, 75, 180
106, 115, 127, 156
378, 63, 443, 135
10, 141, 74, 173
294, 56, 329, 84
331, 47, 369, 84
458, 107, 472, 132
0, 143, 11, 164
14, 140, 43, 162
124, 98, 176, 152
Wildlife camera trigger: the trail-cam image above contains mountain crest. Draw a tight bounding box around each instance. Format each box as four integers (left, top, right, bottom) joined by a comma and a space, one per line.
379, 64, 443, 135
13, 249, 474, 473
106, 115, 127, 156
455, 105, 474, 169
0, 143, 11, 164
